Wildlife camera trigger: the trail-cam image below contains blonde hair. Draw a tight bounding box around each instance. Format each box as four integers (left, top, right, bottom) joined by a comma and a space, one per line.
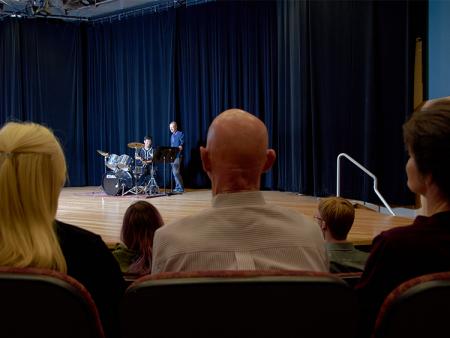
318, 197, 355, 240
0, 122, 67, 272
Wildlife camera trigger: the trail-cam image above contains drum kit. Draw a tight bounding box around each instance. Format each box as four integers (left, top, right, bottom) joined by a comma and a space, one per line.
97, 142, 160, 196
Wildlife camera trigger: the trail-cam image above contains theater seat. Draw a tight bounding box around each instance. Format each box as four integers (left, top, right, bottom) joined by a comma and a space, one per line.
121, 270, 357, 338
373, 271, 450, 338
0, 266, 104, 338
335, 272, 362, 288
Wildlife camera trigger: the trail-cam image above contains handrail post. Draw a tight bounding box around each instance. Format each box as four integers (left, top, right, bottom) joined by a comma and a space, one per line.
336, 155, 341, 197
336, 153, 395, 216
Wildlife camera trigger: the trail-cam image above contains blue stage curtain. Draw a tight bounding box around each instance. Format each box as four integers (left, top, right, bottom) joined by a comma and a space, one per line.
277, 0, 425, 204
174, 1, 277, 188
0, 1, 426, 204
0, 18, 85, 185
83, 1, 276, 188
0, 20, 23, 120
84, 10, 176, 186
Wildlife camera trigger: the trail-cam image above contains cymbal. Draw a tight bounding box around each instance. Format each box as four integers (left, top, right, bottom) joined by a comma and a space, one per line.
128, 142, 144, 149
97, 149, 109, 157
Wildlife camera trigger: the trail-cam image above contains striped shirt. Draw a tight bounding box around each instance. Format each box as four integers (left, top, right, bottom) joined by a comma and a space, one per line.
152, 191, 328, 273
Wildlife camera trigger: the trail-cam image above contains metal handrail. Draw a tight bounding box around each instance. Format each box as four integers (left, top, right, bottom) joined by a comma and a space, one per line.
336, 153, 395, 216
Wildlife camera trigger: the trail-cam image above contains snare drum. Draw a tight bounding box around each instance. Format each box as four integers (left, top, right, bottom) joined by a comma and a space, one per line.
102, 170, 134, 196
134, 165, 144, 175
106, 154, 119, 170
133, 164, 157, 177
117, 154, 132, 171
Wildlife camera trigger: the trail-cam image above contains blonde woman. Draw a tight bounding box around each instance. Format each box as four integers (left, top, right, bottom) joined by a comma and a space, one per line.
0, 122, 125, 338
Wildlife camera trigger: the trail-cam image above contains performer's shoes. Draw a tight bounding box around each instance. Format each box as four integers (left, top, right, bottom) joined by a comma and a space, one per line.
173, 188, 184, 193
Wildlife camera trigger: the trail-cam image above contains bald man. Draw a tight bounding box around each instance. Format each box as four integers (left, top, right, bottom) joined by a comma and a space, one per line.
152, 109, 328, 273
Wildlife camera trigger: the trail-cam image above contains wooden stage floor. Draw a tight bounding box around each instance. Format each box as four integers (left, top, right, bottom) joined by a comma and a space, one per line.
57, 187, 413, 245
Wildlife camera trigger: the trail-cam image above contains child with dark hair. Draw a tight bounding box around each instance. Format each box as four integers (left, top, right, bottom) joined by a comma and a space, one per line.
113, 201, 164, 275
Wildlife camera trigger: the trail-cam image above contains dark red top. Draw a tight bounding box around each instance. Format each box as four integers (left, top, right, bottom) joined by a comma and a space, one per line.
355, 211, 450, 337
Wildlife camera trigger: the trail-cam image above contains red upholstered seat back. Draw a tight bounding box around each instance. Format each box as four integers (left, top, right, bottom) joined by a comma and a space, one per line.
122, 270, 358, 338
373, 271, 450, 338
0, 266, 105, 338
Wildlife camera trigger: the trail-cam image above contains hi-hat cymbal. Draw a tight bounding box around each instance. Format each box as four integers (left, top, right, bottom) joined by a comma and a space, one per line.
128, 142, 144, 149
97, 149, 109, 157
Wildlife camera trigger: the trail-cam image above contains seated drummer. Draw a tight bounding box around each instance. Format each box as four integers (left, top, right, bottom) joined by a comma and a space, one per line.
135, 135, 154, 186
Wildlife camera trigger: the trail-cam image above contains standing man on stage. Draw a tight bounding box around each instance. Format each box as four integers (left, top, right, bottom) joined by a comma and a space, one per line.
169, 121, 184, 193
135, 135, 154, 186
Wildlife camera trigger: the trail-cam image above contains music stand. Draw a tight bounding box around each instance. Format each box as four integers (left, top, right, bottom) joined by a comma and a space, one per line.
152, 146, 179, 195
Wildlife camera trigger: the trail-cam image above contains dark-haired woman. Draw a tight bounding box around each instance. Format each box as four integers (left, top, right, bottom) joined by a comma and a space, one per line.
356, 107, 450, 337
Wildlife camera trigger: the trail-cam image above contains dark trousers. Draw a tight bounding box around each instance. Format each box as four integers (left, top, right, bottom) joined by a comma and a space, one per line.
171, 157, 183, 191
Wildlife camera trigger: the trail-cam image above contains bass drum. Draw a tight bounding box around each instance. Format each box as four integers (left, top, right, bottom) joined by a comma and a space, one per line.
102, 170, 134, 196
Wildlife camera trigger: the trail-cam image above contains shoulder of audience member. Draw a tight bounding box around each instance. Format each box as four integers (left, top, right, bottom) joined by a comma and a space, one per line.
380, 219, 417, 237
55, 219, 104, 243
370, 221, 419, 255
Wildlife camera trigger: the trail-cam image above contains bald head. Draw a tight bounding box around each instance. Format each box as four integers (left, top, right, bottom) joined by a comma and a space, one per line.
200, 109, 276, 194
420, 96, 450, 112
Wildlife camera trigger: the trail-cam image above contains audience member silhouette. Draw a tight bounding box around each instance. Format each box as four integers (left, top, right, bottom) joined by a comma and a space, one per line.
316, 196, 368, 273
152, 108, 328, 273
355, 106, 450, 337
0, 122, 125, 338
415, 95, 450, 216
113, 201, 164, 275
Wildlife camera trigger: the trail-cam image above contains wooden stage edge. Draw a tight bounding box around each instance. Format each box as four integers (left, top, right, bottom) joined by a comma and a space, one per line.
57, 187, 414, 245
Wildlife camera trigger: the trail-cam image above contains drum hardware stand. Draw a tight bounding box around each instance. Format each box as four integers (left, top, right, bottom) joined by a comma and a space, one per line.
144, 163, 160, 195
97, 150, 109, 174
125, 150, 142, 196
127, 167, 143, 195
120, 180, 128, 196
97, 149, 109, 190
162, 156, 167, 195
121, 142, 145, 196
152, 146, 178, 196
126, 176, 143, 195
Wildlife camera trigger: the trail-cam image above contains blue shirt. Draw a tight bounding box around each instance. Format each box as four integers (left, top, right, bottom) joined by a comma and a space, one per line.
136, 147, 153, 165
170, 130, 184, 158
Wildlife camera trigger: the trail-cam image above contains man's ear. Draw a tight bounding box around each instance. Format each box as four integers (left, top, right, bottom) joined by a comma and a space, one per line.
200, 146, 210, 173
262, 149, 276, 173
